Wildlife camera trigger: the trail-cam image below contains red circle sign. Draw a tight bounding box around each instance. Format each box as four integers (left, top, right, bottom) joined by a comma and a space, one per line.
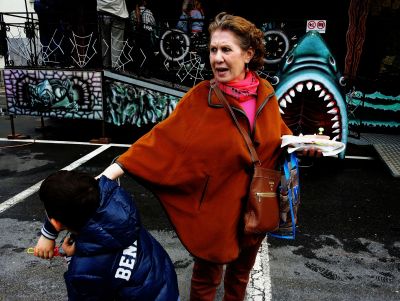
317, 21, 326, 29
308, 21, 316, 29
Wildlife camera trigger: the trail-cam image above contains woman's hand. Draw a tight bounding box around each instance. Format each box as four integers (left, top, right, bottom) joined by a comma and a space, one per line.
34, 235, 56, 259
299, 146, 323, 158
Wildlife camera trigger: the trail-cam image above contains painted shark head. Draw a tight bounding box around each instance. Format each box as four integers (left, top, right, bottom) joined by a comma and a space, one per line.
274, 30, 348, 158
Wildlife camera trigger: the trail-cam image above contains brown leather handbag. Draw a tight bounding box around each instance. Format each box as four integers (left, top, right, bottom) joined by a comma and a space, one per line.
245, 165, 281, 233
211, 82, 281, 234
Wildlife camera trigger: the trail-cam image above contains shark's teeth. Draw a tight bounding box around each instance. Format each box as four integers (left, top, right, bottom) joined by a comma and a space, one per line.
327, 101, 336, 108
332, 135, 340, 141
283, 81, 343, 138
295, 83, 304, 92
314, 84, 322, 91
327, 108, 338, 114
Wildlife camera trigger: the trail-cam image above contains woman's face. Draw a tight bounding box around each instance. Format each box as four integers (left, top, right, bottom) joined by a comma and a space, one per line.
209, 29, 254, 83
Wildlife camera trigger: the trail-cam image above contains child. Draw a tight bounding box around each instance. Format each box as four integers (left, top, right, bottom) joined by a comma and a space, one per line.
34, 170, 180, 301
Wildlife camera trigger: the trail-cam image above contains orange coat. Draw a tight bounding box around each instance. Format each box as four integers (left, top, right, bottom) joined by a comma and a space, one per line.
117, 77, 292, 263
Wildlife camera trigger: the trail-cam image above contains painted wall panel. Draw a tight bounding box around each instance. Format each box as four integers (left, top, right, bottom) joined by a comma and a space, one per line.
4, 69, 103, 119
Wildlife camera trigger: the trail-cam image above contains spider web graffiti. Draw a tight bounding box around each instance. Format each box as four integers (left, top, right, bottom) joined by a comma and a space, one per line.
5, 26, 42, 66
176, 52, 205, 86
101, 32, 135, 71
6, 26, 70, 66
70, 31, 98, 68
112, 39, 134, 71
5, 25, 101, 68
39, 28, 65, 65
257, 69, 280, 85
39, 29, 101, 67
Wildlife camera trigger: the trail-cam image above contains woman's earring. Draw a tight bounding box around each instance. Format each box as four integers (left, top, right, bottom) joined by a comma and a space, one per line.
245, 63, 249, 72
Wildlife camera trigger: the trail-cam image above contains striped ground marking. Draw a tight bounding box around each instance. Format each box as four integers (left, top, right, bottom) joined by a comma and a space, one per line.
0, 141, 126, 214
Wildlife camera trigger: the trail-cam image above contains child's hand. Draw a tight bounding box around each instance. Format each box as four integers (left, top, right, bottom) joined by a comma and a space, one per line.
34, 235, 56, 259
62, 236, 76, 257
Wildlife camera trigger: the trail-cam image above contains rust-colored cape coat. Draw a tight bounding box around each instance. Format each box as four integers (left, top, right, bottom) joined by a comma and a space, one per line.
117, 77, 292, 263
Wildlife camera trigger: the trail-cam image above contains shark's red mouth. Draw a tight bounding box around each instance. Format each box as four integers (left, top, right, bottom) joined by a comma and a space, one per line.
278, 80, 342, 141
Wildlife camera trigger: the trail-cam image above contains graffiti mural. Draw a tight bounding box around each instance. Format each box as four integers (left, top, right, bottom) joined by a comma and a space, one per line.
4, 69, 103, 119
274, 31, 348, 158
346, 89, 400, 130
260, 21, 299, 66
159, 29, 210, 87
104, 79, 180, 127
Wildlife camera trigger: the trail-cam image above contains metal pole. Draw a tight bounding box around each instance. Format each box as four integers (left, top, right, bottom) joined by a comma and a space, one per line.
24, 0, 29, 18
8, 115, 30, 139
101, 119, 106, 138
9, 114, 15, 137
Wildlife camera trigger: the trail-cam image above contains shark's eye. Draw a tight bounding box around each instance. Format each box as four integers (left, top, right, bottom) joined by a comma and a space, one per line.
286, 54, 294, 64
329, 56, 336, 66
339, 76, 346, 86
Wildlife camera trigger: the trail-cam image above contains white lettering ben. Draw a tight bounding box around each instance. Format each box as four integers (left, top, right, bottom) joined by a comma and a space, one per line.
115, 241, 138, 281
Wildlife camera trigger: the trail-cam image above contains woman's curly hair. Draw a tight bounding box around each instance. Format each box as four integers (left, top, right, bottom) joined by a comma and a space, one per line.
208, 12, 265, 71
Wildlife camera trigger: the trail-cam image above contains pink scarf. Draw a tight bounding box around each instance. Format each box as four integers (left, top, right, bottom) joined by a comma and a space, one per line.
217, 71, 259, 130
217, 71, 259, 102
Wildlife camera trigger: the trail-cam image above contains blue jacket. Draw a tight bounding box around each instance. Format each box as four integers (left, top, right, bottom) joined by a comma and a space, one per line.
64, 176, 179, 301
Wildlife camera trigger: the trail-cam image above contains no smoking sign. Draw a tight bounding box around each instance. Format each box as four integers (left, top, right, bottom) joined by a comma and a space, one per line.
306, 20, 326, 33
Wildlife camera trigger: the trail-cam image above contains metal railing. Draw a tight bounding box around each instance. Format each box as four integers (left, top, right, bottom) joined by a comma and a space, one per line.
0, 12, 211, 88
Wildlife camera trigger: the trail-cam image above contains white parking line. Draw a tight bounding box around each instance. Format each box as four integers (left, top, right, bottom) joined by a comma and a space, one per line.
247, 239, 272, 301
0, 144, 112, 214
60, 144, 111, 171
0, 181, 44, 214
0, 138, 131, 148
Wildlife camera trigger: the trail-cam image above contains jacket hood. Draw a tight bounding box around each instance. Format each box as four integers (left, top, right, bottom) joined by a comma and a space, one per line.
75, 176, 141, 255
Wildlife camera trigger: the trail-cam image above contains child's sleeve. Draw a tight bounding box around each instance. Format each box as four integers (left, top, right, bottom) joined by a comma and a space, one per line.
41, 217, 59, 240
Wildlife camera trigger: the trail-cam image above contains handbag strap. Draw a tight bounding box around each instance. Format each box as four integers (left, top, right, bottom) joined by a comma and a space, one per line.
210, 79, 260, 165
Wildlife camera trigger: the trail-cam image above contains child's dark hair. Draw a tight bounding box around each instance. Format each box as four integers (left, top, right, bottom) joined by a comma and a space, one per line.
39, 170, 100, 232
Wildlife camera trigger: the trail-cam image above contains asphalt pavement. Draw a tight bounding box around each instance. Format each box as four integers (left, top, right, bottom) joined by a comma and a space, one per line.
0, 114, 399, 301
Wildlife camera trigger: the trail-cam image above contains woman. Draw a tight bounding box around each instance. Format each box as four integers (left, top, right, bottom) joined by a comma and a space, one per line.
100, 12, 290, 300
190, 0, 205, 33
176, 0, 192, 33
